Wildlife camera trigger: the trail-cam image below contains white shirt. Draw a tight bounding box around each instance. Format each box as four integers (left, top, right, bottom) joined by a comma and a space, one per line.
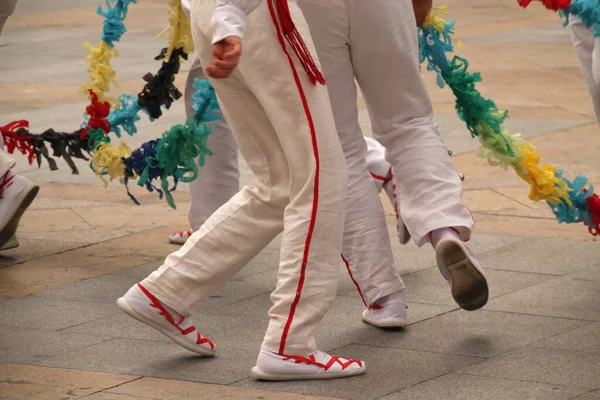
181, 0, 262, 44
212, 0, 262, 43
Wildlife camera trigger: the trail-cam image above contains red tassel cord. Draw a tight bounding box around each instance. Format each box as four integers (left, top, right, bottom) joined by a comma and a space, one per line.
273, 0, 325, 85
0, 120, 36, 164
80, 89, 112, 140
586, 193, 600, 236
518, 0, 571, 11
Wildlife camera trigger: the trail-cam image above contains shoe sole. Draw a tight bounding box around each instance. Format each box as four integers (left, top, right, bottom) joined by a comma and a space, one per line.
362, 314, 407, 328
0, 183, 39, 249
251, 365, 366, 381
436, 239, 488, 311
116, 297, 216, 357
0, 235, 19, 251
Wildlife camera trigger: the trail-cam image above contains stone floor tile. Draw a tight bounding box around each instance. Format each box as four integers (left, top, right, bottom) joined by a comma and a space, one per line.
458, 347, 600, 389
0, 325, 110, 364
0, 296, 118, 330
532, 322, 600, 354
481, 238, 600, 275
37, 338, 262, 385
378, 373, 589, 400
487, 276, 600, 321
236, 344, 481, 400
357, 310, 586, 358
0, 364, 139, 400
100, 376, 337, 400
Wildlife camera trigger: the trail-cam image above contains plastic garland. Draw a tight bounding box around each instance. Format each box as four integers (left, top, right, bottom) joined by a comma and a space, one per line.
420, 6, 600, 236
518, 0, 600, 35
0, 0, 210, 208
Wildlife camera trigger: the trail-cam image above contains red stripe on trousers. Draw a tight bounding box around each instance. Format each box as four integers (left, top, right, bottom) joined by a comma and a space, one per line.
267, 0, 322, 355
370, 171, 387, 182
341, 254, 368, 307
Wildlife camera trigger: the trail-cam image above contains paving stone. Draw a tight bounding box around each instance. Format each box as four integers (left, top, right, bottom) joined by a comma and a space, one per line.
360, 267, 553, 306
533, 322, 600, 354
389, 232, 526, 276
236, 344, 480, 400
101, 376, 338, 400
378, 373, 589, 400
0, 363, 140, 400
0, 325, 110, 364
472, 27, 573, 44
38, 338, 261, 385
0, 296, 118, 330
481, 238, 600, 275
358, 310, 587, 358
487, 275, 600, 321
574, 390, 600, 400
36, 274, 138, 304
215, 292, 455, 328
458, 347, 600, 389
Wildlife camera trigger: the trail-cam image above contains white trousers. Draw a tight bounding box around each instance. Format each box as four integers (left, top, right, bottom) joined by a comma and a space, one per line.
184, 44, 404, 306
298, 0, 473, 247
0, 141, 15, 177
143, 0, 349, 356
185, 58, 240, 231
570, 17, 600, 126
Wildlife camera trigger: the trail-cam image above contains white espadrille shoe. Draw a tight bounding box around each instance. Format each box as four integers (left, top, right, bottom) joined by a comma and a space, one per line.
436, 237, 488, 311
362, 289, 408, 328
117, 283, 216, 356
251, 350, 365, 381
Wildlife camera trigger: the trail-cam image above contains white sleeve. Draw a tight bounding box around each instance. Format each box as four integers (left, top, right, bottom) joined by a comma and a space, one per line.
211, 0, 263, 44
181, 0, 191, 19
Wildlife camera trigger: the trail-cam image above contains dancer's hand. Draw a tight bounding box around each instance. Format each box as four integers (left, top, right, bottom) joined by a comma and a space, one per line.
206, 36, 242, 79
413, 0, 433, 26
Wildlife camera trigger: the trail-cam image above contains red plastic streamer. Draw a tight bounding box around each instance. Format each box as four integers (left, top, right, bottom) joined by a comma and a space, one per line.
518, 0, 571, 11
0, 120, 36, 164
80, 90, 111, 139
587, 193, 600, 235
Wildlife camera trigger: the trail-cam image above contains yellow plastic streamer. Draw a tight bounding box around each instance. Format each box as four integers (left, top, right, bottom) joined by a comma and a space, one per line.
422, 6, 462, 47
91, 141, 133, 187
515, 144, 571, 205
81, 40, 120, 107
158, 0, 195, 62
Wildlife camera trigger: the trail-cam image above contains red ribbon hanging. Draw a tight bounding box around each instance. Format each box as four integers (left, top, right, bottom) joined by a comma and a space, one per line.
274, 0, 325, 85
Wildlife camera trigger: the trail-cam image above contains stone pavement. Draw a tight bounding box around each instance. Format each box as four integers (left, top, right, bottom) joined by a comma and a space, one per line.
0, 0, 599, 399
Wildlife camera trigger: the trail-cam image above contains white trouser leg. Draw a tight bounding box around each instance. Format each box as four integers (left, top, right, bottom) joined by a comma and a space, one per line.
185, 57, 240, 231
570, 18, 600, 126
346, 0, 474, 246
142, 0, 348, 356
299, 0, 405, 305
0, 141, 16, 177
364, 136, 391, 192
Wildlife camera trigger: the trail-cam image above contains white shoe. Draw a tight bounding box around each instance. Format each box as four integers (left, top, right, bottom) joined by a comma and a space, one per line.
362, 289, 408, 328
436, 237, 488, 311
0, 172, 39, 249
251, 350, 366, 381
0, 234, 19, 251
169, 229, 192, 244
116, 283, 216, 356
382, 172, 411, 245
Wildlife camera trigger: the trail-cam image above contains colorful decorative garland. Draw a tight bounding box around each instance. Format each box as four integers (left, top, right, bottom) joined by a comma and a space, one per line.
420, 6, 599, 236
518, 0, 600, 35
1, 0, 598, 236
0, 0, 212, 208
